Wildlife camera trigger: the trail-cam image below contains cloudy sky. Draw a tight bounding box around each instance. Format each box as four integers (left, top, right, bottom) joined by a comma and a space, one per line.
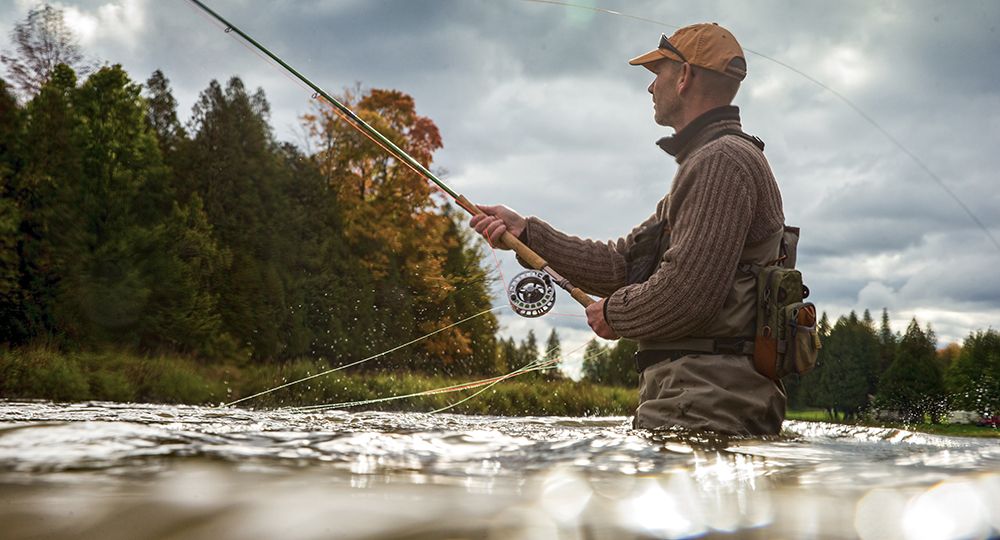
3, 0, 998, 378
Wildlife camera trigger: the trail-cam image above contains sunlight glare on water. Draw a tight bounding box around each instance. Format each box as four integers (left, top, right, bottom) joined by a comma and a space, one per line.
0, 401, 998, 539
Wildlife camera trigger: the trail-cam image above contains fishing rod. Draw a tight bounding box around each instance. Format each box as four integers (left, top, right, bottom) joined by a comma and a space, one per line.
186, 0, 594, 317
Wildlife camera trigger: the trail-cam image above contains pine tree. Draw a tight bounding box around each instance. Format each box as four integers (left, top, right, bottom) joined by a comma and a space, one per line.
499, 337, 519, 373
581, 339, 608, 383
0, 78, 23, 341
946, 329, 1000, 417
143, 70, 186, 160
862, 309, 874, 330
599, 339, 638, 387
178, 77, 292, 360
815, 315, 879, 420
878, 308, 897, 375
876, 318, 946, 423
542, 328, 565, 380
520, 330, 539, 368
818, 311, 831, 338
16, 63, 82, 340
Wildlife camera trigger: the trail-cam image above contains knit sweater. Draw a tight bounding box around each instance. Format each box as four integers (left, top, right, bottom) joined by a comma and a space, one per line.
521, 106, 784, 341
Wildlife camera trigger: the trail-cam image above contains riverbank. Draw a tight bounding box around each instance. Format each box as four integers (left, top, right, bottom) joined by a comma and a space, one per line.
0, 347, 636, 416
785, 409, 999, 438
4, 348, 996, 438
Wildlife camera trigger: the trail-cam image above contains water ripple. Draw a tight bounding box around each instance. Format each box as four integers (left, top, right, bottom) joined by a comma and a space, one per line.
1, 401, 998, 539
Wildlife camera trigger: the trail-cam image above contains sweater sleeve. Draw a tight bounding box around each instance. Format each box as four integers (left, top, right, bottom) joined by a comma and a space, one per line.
519, 211, 659, 297
604, 153, 756, 340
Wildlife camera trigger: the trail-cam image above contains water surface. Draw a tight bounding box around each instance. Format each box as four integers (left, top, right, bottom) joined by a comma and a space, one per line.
1, 400, 998, 539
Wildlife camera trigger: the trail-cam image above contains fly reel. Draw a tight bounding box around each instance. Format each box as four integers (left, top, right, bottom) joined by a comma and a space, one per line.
507, 270, 557, 317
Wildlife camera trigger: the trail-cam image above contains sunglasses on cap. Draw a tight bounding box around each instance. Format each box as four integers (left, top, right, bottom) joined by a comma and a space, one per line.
658, 33, 688, 64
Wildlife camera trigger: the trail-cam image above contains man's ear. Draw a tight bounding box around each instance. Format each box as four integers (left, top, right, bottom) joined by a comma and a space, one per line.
677, 63, 693, 95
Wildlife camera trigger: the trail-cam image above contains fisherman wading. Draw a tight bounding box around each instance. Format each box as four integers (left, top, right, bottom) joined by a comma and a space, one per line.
472, 23, 797, 436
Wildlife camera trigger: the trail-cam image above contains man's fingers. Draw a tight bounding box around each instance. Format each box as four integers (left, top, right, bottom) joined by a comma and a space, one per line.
472, 215, 494, 235
485, 220, 507, 246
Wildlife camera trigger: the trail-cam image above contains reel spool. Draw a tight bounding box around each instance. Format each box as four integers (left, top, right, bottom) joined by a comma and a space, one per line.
507, 270, 557, 318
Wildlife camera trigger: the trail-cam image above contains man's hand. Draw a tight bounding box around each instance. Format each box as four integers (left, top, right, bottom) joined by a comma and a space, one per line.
469, 204, 526, 250
586, 298, 620, 340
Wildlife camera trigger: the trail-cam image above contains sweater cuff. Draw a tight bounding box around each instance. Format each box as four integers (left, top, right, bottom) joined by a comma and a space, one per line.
601, 296, 618, 335
604, 286, 633, 336
514, 218, 537, 269
518, 220, 532, 246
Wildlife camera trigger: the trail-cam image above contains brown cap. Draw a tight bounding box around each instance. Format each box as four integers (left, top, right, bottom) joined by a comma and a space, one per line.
629, 23, 747, 81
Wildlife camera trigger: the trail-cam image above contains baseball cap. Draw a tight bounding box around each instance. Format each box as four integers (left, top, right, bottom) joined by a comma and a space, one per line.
629, 23, 747, 81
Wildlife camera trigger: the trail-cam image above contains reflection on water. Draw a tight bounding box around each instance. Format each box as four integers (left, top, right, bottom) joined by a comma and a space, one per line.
1, 401, 998, 539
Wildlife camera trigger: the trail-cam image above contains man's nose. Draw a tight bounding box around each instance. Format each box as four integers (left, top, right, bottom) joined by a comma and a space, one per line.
647, 80, 654, 94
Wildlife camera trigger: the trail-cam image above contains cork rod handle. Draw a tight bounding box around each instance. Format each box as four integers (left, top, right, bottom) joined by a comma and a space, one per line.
456, 195, 596, 309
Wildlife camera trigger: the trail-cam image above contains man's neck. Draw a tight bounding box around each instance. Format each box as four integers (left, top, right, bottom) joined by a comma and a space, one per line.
673, 101, 732, 133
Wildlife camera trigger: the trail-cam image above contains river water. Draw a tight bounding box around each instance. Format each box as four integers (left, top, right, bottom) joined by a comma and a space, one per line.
0, 401, 998, 539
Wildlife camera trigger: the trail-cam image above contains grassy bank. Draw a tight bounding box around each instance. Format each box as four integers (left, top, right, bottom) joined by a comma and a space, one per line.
0, 347, 636, 416
786, 409, 1000, 438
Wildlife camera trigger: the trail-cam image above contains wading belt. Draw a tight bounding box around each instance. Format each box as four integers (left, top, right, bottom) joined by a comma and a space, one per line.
634, 338, 754, 373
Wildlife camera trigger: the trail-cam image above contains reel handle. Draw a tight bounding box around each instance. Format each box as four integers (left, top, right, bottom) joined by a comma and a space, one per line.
456, 195, 596, 309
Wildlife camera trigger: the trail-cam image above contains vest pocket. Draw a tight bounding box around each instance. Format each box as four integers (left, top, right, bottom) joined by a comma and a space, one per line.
782, 302, 820, 376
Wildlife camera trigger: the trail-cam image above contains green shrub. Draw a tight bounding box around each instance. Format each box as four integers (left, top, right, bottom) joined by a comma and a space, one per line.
0, 347, 91, 401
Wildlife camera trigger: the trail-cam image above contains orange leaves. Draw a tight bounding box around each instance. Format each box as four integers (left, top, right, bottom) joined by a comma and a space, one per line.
303, 85, 478, 365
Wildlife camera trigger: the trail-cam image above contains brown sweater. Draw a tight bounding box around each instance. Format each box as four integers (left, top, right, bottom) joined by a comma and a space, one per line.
522, 106, 784, 341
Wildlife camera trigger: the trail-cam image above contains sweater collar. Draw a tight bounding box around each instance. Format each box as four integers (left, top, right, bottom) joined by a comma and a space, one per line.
656, 105, 741, 160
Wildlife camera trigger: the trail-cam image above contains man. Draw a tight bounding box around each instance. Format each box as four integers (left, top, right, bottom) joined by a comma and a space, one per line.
471, 23, 786, 436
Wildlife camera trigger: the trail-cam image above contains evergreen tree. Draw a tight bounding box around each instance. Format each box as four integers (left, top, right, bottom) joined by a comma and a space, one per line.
520, 330, 539, 368
0, 78, 23, 341
16, 63, 82, 340
878, 308, 897, 375
143, 70, 186, 159
580, 338, 639, 387
178, 77, 293, 360
946, 329, 1000, 417
876, 318, 946, 423
815, 315, 879, 420
499, 337, 519, 373
604, 339, 639, 387
542, 328, 565, 380
581, 339, 608, 383
818, 311, 831, 338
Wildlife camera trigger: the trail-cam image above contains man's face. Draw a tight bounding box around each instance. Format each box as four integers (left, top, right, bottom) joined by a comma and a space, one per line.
647, 59, 681, 128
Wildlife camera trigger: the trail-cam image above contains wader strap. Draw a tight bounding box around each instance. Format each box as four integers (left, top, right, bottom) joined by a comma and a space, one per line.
634, 338, 754, 373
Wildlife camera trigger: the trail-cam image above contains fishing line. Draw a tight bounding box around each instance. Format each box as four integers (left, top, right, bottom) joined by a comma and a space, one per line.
430, 340, 591, 414
293, 340, 590, 413
522, 0, 999, 252
290, 345, 563, 412
291, 359, 552, 413
224, 305, 508, 407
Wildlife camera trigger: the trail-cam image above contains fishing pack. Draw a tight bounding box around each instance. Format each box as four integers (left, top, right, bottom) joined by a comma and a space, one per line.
748, 226, 821, 380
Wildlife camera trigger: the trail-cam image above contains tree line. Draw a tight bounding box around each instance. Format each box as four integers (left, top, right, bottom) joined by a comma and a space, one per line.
580, 309, 999, 423
0, 5, 502, 377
